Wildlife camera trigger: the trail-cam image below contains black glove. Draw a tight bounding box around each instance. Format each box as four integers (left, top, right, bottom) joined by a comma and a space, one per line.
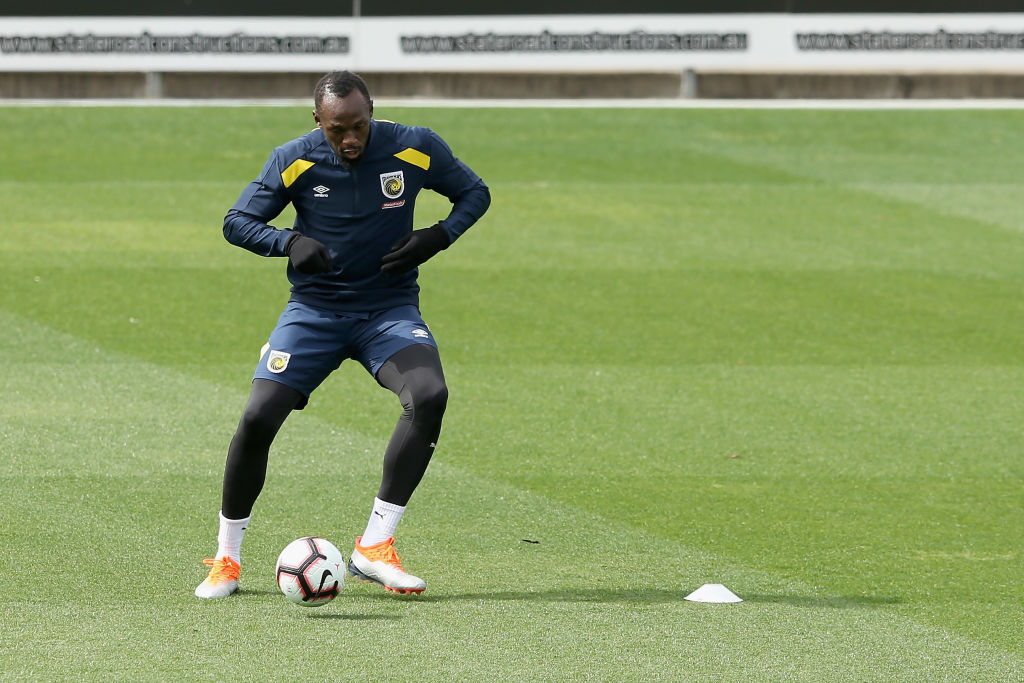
380, 224, 451, 275
285, 232, 332, 275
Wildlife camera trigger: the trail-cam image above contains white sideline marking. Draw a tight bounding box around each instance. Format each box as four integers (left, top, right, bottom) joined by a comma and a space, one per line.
3, 97, 1024, 109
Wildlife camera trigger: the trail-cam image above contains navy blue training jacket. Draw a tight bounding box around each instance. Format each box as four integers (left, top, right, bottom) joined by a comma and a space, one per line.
223, 119, 490, 312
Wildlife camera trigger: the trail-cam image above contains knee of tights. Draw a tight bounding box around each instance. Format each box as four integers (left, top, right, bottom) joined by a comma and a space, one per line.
405, 383, 448, 423
236, 408, 284, 448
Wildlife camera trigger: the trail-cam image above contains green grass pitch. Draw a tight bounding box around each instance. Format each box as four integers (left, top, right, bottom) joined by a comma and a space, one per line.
1, 103, 1022, 680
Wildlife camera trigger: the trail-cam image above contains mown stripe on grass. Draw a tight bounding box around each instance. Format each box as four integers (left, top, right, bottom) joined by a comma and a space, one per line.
5, 310, 1023, 680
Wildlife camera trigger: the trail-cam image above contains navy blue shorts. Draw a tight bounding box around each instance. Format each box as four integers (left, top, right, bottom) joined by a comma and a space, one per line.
253, 301, 438, 407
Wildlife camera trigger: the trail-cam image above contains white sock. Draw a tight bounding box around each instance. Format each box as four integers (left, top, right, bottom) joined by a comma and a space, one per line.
215, 511, 250, 564
360, 498, 405, 546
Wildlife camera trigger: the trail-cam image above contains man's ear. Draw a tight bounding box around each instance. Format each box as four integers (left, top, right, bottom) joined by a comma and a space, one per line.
313, 109, 321, 127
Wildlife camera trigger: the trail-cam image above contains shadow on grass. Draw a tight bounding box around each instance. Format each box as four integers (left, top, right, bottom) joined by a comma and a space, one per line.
740, 593, 902, 609
302, 612, 403, 621
235, 588, 406, 620
243, 587, 900, 610
414, 588, 901, 608
418, 588, 703, 604
238, 589, 287, 597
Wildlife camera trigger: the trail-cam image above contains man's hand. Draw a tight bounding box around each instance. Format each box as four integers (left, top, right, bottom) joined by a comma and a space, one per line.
380, 224, 450, 275
285, 232, 332, 274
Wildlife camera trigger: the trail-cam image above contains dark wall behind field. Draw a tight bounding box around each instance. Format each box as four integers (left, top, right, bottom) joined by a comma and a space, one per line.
3, 0, 1021, 14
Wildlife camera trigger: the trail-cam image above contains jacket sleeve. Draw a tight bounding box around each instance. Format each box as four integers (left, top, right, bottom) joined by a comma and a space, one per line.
222, 151, 295, 257
422, 131, 491, 244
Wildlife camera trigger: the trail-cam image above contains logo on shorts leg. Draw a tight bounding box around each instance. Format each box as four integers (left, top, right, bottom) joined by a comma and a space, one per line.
267, 349, 291, 374
412, 328, 429, 339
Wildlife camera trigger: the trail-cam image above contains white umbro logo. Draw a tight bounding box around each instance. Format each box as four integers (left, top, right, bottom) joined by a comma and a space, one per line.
313, 185, 330, 197
412, 329, 429, 339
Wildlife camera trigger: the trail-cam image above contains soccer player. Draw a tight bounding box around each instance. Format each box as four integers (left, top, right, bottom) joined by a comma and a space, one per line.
195, 71, 490, 598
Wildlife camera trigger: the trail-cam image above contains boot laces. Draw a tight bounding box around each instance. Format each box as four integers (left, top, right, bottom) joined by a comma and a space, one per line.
202, 557, 240, 582
362, 539, 405, 570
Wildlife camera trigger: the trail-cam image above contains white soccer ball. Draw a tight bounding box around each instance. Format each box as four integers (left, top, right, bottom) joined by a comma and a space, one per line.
275, 537, 346, 607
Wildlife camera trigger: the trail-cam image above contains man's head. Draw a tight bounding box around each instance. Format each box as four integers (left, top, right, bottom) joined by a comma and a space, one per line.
313, 71, 373, 165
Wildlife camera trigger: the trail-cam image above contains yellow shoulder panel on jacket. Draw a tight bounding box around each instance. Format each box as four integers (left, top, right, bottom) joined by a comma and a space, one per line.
281, 159, 315, 188
394, 148, 430, 171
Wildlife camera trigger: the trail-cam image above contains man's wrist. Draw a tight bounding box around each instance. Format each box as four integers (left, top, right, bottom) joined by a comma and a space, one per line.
428, 223, 451, 250
284, 231, 301, 254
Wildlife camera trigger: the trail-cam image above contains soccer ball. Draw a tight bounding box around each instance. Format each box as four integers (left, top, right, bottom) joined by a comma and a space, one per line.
275, 537, 346, 607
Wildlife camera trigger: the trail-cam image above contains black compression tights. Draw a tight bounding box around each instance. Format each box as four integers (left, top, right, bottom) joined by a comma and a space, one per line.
220, 343, 447, 519
374, 343, 448, 506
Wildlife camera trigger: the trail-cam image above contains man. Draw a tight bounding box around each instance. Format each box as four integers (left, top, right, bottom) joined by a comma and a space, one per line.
195, 70, 490, 598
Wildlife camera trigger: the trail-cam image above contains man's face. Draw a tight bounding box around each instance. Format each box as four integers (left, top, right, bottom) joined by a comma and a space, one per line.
314, 90, 373, 165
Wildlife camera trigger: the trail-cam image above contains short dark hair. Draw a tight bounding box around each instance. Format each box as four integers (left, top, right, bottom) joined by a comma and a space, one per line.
314, 71, 372, 111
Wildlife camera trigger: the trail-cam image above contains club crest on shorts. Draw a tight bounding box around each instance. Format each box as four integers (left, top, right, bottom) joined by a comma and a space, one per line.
267, 349, 291, 374
379, 171, 404, 199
